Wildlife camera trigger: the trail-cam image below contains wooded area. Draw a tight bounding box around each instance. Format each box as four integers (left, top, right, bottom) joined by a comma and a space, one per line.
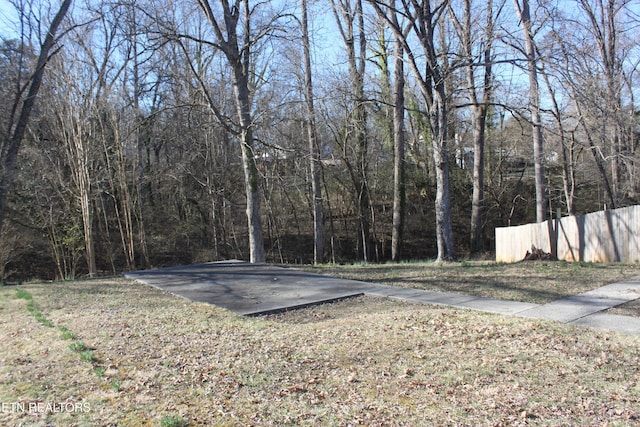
1, 0, 639, 280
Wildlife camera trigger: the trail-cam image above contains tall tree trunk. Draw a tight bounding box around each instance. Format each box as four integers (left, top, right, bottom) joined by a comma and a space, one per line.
368, 0, 455, 261
0, 0, 72, 234
197, 0, 265, 263
129, 5, 150, 268
234, 70, 265, 263
421, 2, 456, 261
470, 106, 487, 251
331, 0, 371, 261
63, 110, 97, 277
76, 137, 97, 276
514, 0, 546, 222
431, 85, 456, 261
452, 0, 493, 253
101, 118, 135, 272
301, 0, 324, 264
391, 30, 406, 262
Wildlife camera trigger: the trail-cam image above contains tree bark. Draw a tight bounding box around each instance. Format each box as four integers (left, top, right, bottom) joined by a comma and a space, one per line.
473, 0, 492, 253
514, 0, 546, 223
197, 0, 265, 263
74, 132, 97, 276
391, 26, 406, 262
331, 0, 372, 261
234, 60, 265, 264
451, 0, 493, 253
417, 1, 456, 261
368, 0, 455, 261
301, 0, 324, 264
431, 84, 456, 261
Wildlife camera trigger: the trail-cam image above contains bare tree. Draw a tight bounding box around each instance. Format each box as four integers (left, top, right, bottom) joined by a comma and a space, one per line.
513, 0, 545, 222
390, 11, 407, 262
369, 0, 456, 261
576, 0, 631, 207
44, 4, 128, 277
0, 0, 72, 235
195, 0, 266, 262
545, 0, 638, 210
122, 0, 151, 269
330, 0, 373, 261
536, 34, 578, 216
449, 0, 497, 252
300, 0, 324, 264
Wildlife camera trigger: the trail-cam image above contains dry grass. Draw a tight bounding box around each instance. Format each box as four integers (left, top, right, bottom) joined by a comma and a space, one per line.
1, 262, 640, 426
302, 261, 640, 306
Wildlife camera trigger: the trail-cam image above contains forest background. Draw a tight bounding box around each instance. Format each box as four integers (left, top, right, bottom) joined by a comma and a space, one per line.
0, 0, 639, 280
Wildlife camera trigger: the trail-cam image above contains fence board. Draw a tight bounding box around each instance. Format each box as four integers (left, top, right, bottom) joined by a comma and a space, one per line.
495, 205, 640, 263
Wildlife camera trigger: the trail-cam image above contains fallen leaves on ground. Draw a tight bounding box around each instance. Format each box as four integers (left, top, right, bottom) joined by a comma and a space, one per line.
0, 277, 639, 426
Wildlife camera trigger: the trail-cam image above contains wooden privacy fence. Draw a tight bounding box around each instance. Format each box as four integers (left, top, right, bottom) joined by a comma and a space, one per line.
495, 205, 640, 263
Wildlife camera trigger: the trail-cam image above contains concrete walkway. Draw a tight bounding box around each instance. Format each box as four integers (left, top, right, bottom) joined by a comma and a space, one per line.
362, 278, 640, 335
125, 261, 640, 335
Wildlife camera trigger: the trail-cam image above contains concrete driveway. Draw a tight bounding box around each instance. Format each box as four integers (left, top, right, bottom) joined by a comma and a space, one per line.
125, 260, 640, 334
124, 260, 373, 315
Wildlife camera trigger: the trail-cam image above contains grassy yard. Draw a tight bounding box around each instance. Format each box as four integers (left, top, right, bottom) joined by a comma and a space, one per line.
1, 262, 640, 426
300, 260, 640, 306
